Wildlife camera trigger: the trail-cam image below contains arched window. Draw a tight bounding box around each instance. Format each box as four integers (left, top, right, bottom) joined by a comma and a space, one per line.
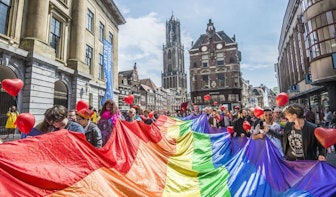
0, 66, 17, 127
54, 80, 68, 107
168, 50, 172, 59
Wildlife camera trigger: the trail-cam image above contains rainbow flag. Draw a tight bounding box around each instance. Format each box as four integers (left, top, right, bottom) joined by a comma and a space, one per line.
0, 114, 335, 196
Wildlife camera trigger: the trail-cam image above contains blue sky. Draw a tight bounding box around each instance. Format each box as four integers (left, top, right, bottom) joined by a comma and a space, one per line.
114, 0, 288, 89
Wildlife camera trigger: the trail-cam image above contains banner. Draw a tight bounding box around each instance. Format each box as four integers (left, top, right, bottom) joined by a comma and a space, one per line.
1, 115, 336, 196
101, 39, 113, 106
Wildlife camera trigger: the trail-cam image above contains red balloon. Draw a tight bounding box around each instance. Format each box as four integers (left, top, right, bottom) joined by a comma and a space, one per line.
220, 105, 225, 111
243, 121, 251, 131
149, 111, 154, 119
204, 94, 211, 101
76, 100, 89, 111
227, 126, 234, 134
254, 106, 264, 118
1, 78, 24, 96
124, 95, 134, 104
276, 92, 289, 107
15, 113, 35, 134
213, 101, 218, 106
314, 127, 336, 149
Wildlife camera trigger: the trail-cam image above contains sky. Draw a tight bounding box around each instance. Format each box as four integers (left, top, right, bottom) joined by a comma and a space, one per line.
114, 0, 288, 89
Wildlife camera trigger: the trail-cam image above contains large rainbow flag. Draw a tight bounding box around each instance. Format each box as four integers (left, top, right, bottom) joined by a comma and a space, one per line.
0, 114, 335, 196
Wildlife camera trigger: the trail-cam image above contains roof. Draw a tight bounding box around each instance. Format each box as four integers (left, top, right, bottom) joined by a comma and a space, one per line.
140, 78, 157, 90
140, 84, 154, 93
102, 0, 126, 25
119, 70, 133, 78
191, 31, 235, 50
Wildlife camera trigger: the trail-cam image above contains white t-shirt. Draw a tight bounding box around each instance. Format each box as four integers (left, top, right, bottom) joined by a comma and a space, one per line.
254, 122, 284, 156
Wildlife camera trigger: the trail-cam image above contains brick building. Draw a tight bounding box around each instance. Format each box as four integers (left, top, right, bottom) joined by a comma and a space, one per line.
189, 19, 242, 110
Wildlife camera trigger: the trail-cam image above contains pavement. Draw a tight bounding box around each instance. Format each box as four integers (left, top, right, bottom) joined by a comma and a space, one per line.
1, 134, 336, 167
0, 133, 21, 143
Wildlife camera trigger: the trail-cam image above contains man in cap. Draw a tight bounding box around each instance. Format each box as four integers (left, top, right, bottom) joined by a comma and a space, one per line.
77, 108, 103, 148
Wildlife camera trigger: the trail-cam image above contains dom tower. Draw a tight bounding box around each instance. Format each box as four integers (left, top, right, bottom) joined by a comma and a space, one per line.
162, 14, 188, 104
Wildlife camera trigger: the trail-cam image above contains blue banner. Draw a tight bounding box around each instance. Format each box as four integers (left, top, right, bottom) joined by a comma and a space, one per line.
101, 39, 113, 106
332, 53, 336, 69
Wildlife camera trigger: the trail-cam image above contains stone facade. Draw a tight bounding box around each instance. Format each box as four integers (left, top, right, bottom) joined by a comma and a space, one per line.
162, 14, 188, 106
0, 0, 125, 123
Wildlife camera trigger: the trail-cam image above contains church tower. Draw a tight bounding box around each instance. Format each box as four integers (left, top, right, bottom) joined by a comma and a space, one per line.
162, 14, 187, 102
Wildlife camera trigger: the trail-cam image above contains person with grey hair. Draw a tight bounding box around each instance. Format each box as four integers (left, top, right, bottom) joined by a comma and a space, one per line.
282, 103, 325, 161
126, 108, 136, 122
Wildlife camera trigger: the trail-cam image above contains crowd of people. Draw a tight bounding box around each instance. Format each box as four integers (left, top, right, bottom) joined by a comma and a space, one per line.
1, 100, 335, 163
202, 103, 332, 161
17, 100, 158, 147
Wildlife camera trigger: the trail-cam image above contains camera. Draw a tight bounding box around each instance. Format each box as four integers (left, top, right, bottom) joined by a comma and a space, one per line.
259, 120, 264, 130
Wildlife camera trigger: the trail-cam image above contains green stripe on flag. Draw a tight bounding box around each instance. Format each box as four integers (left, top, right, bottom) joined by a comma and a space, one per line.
198, 166, 231, 197
192, 132, 214, 171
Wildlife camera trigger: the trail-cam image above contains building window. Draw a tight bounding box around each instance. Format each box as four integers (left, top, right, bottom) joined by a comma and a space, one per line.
49, 17, 61, 58
168, 50, 172, 59
220, 95, 225, 102
228, 94, 238, 102
98, 53, 104, 80
108, 32, 113, 44
0, 0, 11, 35
202, 75, 209, 88
99, 22, 104, 41
196, 96, 201, 104
85, 45, 93, 66
234, 78, 239, 87
216, 60, 224, 66
217, 73, 225, 87
202, 62, 208, 67
230, 57, 236, 63
87, 9, 93, 32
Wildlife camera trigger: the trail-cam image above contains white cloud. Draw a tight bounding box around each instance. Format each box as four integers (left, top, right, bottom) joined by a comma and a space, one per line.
118, 12, 194, 88
118, 13, 165, 86
115, 0, 287, 89
241, 63, 272, 71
